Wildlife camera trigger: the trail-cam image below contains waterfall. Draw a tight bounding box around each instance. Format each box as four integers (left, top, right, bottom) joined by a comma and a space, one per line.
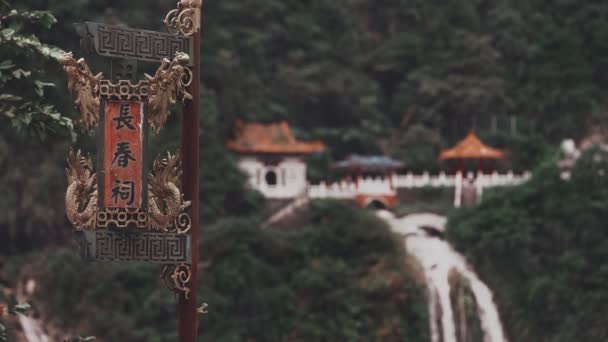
16, 279, 51, 342
377, 211, 507, 342
18, 314, 51, 342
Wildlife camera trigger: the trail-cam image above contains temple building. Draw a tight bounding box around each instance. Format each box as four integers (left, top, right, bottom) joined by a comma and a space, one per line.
439, 131, 506, 206
440, 131, 505, 174
227, 121, 324, 198
332, 155, 404, 209
228, 123, 528, 211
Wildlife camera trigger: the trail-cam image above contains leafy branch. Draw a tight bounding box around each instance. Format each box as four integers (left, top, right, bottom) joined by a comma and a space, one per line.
0, 4, 75, 140
0, 302, 31, 342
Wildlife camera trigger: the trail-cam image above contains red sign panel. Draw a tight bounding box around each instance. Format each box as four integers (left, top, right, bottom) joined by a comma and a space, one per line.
103, 101, 143, 208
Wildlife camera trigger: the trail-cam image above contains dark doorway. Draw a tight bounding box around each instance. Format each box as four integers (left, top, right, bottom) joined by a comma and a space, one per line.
367, 199, 387, 210
265, 170, 277, 185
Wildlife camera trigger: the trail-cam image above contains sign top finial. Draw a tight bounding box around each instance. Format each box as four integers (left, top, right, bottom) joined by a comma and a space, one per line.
164, 0, 202, 36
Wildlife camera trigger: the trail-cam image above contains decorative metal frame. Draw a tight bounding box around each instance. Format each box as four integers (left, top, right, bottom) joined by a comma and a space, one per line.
164, 0, 202, 36
167, 211, 192, 234
99, 80, 149, 100
111, 59, 138, 82
161, 263, 192, 298
96, 208, 148, 229
78, 230, 191, 263
74, 22, 194, 65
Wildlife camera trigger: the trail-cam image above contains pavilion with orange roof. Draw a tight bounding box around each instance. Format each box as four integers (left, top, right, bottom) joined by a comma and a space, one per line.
440, 131, 505, 174
227, 120, 325, 198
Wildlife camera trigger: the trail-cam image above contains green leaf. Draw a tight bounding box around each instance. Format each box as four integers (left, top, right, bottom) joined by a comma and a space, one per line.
12, 69, 31, 79
26, 11, 58, 28
0, 94, 22, 101
0, 29, 15, 39
0, 60, 14, 70
34, 80, 55, 96
13, 303, 31, 315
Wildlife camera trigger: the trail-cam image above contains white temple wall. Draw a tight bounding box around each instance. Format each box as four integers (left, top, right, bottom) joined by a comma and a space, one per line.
237, 156, 308, 199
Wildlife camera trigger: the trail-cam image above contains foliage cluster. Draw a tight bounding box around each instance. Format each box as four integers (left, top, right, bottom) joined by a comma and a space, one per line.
0, 2, 76, 253
447, 147, 608, 342
0, 1, 73, 139
3, 201, 428, 342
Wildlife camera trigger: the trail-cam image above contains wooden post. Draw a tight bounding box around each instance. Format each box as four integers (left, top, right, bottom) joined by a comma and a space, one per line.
177, 2, 201, 341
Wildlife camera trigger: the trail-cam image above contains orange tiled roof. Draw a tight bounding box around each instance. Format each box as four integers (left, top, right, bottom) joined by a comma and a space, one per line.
227, 120, 325, 154
439, 131, 504, 160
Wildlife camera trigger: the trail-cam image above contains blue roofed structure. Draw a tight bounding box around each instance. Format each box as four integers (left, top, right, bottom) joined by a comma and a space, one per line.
332, 155, 405, 172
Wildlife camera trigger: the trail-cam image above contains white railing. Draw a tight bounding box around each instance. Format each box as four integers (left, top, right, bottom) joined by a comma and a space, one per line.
393, 172, 456, 188
471, 171, 532, 205
393, 171, 530, 189
358, 178, 393, 194
255, 184, 298, 199
474, 171, 532, 188
308, 181, 358, 199
453, 171, 532, 207
304, 171, 531, 204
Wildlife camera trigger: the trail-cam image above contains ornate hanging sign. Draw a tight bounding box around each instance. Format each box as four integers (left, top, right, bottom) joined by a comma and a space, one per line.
62, 6, 197, 296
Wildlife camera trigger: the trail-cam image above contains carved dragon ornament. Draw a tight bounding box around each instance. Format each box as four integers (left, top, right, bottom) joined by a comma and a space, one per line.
145, 52, 193, 134
147, 152, 192, 231
65, 150, 191, 232
58, 52, 102, 131
65, 148, 98, 229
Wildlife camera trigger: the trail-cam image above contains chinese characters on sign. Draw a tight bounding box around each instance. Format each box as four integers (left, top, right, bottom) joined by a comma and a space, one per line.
103, 101, 143, 208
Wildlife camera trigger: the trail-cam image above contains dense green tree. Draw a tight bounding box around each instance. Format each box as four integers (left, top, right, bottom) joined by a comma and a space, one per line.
0, 2, 73, 138
448, 147, 608, 341
0, 3, 77, 253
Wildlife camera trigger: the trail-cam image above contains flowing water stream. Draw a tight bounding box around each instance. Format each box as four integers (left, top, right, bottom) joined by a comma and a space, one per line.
18, 314, 50, 342
16, 279, 51, 342
377, 211, 507, 342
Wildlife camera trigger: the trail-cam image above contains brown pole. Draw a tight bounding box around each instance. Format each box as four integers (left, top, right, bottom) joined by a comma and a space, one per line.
178, 3, 201, 341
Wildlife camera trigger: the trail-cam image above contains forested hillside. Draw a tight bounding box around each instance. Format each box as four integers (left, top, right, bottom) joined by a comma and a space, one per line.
1, 0, 608, 341
448, 148, 608, 342
4, 0, 608, 246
